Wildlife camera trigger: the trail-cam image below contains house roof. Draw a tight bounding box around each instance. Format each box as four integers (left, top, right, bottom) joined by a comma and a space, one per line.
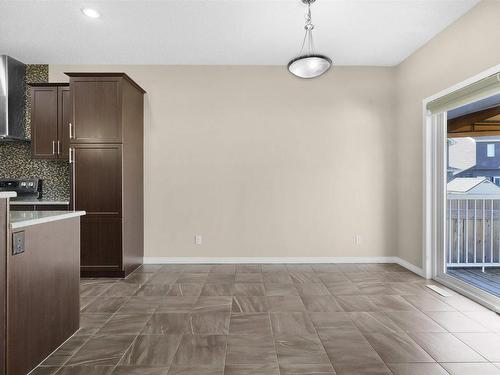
447, 177, 492, 193
475, 136, 500, 142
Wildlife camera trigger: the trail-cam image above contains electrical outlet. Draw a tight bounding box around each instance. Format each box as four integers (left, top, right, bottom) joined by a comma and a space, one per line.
354, 234, 362, 245
12, 231, 25, 255
195, 235, 202, 245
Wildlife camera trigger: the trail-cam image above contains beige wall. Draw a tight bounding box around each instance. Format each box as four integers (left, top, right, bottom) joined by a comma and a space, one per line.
49, 0, 500, 263
396, 0, 500, 268
49, 66, 397, 259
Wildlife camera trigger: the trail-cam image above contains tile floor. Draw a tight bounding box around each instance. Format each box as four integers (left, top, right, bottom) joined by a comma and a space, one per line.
31, 263, 500, 375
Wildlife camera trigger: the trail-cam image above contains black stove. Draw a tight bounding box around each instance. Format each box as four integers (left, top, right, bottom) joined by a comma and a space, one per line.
0, 178, 42, 200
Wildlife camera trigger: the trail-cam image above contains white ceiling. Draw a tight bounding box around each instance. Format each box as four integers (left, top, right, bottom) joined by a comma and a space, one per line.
0, 0, 479, 66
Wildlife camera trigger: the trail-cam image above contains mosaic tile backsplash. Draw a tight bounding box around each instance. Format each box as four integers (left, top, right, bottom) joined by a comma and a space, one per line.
0, 65, 70, 200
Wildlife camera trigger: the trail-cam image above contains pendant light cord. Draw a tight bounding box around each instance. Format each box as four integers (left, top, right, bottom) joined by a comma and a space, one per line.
297, 2, 316, 56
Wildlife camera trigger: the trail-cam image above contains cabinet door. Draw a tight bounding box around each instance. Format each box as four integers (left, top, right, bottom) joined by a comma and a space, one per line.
71, 144, 122, 216
80, 216, 122, 271
31, 87, 58, 159
58, 87, 71, 159
70, 78, 122, 143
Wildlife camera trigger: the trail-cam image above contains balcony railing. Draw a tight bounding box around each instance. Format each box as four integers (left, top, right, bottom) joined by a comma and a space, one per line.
447, 194, 500, 270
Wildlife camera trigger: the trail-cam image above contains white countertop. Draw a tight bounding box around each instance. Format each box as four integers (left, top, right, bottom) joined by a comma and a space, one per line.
10, 210, 86, 229
0, 192, 17, 199
10, 199, 70, 205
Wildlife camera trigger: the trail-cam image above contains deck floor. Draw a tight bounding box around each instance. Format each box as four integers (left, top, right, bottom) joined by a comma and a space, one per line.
448, 267, 500, 297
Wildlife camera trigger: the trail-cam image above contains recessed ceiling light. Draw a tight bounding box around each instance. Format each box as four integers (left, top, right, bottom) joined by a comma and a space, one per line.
81, 8, 100, 19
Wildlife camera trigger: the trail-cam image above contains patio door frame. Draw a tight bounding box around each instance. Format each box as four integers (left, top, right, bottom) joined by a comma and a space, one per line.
424, 64, 500, 313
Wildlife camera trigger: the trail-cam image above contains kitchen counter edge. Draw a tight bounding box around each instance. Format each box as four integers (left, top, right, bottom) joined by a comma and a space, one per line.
0, 192, 17, 199
10, 211, 86, 229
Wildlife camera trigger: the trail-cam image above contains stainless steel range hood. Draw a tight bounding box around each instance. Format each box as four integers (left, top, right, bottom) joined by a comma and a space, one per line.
0, 55, 28, 142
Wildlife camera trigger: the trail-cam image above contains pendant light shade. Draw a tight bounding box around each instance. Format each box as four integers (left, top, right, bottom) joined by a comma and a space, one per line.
288, 0, 332, 79
288, 55, 332, 79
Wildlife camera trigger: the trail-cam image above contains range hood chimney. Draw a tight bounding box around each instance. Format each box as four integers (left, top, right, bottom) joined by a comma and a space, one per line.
0, 55, 28, 142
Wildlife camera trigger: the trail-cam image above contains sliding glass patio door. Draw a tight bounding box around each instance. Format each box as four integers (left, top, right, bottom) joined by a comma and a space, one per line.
428, 72, 500, 312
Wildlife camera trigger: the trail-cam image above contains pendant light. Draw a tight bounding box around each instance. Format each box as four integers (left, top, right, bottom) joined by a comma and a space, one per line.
288, 0, 332, 79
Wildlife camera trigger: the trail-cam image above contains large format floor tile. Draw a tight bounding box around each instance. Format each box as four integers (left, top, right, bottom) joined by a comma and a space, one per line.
426, 311, 490, 333
97, 314, 151, 335
57, 366, 114, 375
223, 363, 279, 375
275, 335, 333, 374
401, 294, 456, 311
300, 295, 343, 312
31, 263, 500, 375
81, 297, 127, 314
270, 312, 316, 337
387, 363, 449, 375
453, 333, 500, 361
408, 332, 486, 362
120, 335, 182, 366
318, 328, 387, 367
66, 335, 136, 366
362, 332, 435, 363
141, 313, 192, 335
112, 366, 168, 375
171, 334, 226, 368
226, 334, 277, 365
41, 336, 90, 366
232, 296, 268, 312
194, 296, 232, 312
228, 313, 272, 335
383, 310, 446, 332
441, 362, 500, 375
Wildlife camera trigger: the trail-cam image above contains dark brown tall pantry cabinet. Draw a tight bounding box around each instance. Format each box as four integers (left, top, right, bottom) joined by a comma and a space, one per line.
66, 73, 145, 277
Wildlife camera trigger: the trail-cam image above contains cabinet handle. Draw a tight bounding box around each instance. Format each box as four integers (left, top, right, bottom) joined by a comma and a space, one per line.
52, 141, 56, 155
71, 153, 76, 210
69, 122, 73, 139
69, 147, 73, 163
57, 141, 61, 155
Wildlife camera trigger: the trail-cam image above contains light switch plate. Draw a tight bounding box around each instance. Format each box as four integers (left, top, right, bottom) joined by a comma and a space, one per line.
12, 231, 25, 255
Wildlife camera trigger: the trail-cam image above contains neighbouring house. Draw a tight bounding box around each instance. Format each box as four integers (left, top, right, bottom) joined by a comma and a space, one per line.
447, 137, 476, 179
447, 177, 500, 195
455, 138, 500, 185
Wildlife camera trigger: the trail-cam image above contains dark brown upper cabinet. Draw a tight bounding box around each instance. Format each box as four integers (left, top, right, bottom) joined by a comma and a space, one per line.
29, 83, 70, 160
67, 74, 146, 143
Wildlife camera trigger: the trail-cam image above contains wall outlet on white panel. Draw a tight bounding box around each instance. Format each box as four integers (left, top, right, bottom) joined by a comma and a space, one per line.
354, 234, 362, 245
195, 235, 203, 245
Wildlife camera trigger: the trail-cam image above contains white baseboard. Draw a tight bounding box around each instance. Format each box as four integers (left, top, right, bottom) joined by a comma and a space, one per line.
143, 256, 398, 264
395, 257, 426, 278
143, 256, 426, 277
